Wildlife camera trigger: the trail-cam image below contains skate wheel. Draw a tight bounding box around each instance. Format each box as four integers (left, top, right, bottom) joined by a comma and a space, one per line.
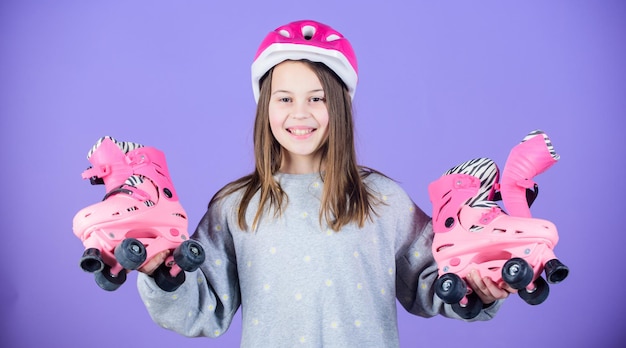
519, 276, 550, 305
80, 248, 104, 273
544, 259, 569, 284
435, 273, 466, 304
174, 240, 206, 272
115, 238, 147, 270
153, 263, 186, 292
94, 265, 126, 291
502, 257, 534, 290
451, 292, 483, 320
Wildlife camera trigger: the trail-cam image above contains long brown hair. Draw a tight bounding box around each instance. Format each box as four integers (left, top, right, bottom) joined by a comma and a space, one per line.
211, 60, 381, 231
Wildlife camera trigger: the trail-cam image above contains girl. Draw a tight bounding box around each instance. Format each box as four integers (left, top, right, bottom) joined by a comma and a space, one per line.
137, 19, 512, 347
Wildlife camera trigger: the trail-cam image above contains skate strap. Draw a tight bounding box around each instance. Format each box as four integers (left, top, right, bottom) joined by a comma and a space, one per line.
478, 207, 503, 225
515, 178, 537, 189
492, 184, 539, 208
102, 185, 151, 202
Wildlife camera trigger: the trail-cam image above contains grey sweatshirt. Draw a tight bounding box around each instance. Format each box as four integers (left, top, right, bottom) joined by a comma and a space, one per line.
137, 172, 501, 347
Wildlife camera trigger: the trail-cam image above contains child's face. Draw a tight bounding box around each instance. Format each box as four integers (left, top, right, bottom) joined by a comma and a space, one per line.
268, 61, 329, 173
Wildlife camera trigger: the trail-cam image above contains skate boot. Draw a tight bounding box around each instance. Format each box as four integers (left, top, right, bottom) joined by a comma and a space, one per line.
73, 136, 205, 292
499, 130, 559, 218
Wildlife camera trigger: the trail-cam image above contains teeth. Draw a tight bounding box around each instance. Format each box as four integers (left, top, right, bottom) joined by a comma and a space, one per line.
289, 128, 313, 136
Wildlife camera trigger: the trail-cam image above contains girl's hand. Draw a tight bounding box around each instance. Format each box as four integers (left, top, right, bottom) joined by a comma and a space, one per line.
138, 250, 170, 276
465, 269, 517, 305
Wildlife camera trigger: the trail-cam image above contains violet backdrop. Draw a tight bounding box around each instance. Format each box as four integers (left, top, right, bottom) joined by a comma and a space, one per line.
1, 0, 624, 347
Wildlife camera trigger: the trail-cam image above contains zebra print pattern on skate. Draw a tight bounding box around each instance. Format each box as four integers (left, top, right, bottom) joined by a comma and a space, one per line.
522, 130, 560, 161
444, 157, 499, 209
87, 136, 145, 159
124, 173, 149, 191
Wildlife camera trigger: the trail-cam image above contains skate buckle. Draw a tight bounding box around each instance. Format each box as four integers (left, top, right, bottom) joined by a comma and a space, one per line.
454, 176, 475, 189
82, 165, 110, 180
127, 151, 150, 166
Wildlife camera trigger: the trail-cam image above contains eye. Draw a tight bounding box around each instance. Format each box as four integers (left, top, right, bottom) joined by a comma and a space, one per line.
310, 96, 326, 103
278, 97, 292, 103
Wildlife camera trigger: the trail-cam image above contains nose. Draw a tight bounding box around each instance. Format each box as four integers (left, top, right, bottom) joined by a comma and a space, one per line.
290, 99, 311, 119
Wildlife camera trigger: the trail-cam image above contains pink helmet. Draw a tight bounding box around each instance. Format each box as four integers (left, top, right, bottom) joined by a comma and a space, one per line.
251, 20, 358, 102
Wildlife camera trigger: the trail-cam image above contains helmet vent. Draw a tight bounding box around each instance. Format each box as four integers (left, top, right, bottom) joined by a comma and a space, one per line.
326, 34, 340, 42
278, 29, 290, 38
302, 25, 316, 40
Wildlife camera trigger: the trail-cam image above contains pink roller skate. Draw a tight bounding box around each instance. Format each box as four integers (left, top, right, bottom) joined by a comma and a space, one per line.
429, 136, 569, 319
73, 136, 205, 292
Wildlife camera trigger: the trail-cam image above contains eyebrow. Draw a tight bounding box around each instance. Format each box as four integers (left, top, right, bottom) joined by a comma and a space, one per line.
271, 88, 325, 95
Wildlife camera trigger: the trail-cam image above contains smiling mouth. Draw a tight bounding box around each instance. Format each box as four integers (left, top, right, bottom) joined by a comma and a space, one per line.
287, 128, 316, 136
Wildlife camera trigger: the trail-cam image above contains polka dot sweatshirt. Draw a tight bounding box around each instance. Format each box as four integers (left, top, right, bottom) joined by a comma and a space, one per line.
137, 171, 501, 347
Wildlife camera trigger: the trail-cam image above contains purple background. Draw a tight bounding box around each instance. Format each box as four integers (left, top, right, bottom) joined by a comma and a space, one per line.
1, 1, 624, 347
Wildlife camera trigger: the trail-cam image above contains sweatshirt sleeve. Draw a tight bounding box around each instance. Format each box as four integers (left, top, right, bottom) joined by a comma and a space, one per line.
393, 186, 503, 321
136, 197, 241, 337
